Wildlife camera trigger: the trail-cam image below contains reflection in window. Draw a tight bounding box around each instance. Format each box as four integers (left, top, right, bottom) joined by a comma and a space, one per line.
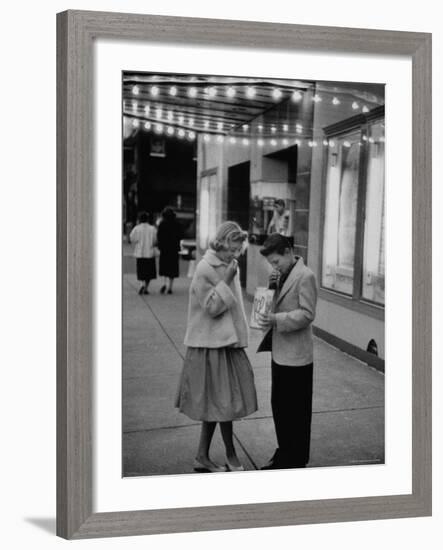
322, 131, 360, 295
199, 173, 217, 249
362, 122, 385, 304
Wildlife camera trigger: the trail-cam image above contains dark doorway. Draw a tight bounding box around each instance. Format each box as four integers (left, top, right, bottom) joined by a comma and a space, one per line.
227, 161, 250, 287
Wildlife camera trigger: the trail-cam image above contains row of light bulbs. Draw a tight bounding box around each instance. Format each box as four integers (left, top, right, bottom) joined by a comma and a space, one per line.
132, 83, 304, 102
127, 117, 384, 147
126, 103, 306, 135
130, 84, 371, 112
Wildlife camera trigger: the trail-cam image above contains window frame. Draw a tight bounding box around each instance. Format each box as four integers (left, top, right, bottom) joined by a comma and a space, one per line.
319, 106, 385, 317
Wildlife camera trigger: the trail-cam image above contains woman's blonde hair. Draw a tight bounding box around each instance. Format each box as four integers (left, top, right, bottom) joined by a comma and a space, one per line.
209, 221, 248, 253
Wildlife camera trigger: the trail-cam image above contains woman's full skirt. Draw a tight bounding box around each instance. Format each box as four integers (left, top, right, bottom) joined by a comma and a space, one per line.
175, 347, 258, 422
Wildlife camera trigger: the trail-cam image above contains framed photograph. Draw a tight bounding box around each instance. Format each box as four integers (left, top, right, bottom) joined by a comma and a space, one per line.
57, 10, 431, 539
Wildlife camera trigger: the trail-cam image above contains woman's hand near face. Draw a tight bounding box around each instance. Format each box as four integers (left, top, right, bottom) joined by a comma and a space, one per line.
223, 259, 238, 285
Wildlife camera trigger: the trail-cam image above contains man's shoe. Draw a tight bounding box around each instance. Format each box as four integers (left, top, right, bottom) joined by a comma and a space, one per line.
261, 459, 285, 470
261, 450, 281, 470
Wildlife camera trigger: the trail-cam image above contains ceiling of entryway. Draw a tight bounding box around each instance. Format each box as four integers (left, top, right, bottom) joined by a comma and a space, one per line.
122, 73, 385, 140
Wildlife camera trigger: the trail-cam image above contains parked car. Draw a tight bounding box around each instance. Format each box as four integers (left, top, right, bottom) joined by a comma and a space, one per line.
179, 239, 196, 260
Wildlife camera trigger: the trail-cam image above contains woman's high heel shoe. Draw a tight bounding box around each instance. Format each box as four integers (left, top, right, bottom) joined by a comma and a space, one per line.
225, 460, 245, 472
193, 458, 226, 473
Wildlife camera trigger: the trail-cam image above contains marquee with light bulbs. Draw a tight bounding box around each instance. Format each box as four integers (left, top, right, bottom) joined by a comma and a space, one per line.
123, 73, 385, 148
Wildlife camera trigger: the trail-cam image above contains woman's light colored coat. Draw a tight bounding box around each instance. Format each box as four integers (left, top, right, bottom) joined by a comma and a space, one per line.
129, 223, 157, 258
184, 249, 249, 349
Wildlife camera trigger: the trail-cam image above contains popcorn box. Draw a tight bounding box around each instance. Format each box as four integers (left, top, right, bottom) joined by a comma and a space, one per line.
250, 287, 275, 329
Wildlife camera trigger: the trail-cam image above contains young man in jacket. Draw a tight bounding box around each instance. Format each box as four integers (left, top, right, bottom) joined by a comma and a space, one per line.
257, 233, 318, 469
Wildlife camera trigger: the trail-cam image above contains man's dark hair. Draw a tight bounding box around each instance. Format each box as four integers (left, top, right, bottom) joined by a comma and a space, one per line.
139, 211, 149, 223
260, 233, 292, 257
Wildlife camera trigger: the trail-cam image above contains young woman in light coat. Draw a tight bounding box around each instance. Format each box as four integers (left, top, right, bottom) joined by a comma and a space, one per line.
175, 221, 257, 472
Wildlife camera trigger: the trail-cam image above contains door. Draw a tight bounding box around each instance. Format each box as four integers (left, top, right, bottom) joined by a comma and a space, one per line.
227, 161, 250, 287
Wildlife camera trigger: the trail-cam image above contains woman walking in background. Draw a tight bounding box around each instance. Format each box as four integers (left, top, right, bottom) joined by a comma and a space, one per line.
129, 211, 157, 295
175, 221, 257, 473
157, 207, 182, 294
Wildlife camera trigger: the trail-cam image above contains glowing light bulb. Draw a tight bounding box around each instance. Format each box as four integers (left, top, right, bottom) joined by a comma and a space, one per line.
332, 97, 341, 105
203, 134, 211, 142
155, 107, 162, 119
282, 138, 289, 146
323, 139, 329, 146
188, 87, 197, 98
132, 119, 139, 128
312, 94, 322, 103
343, 140, 351, 147
352, 101, 359, 110
177, 129, 185, 138
132, 85, 140, 95
169, 86, 177, 96
188, 131, 196, 140
271, 126, 276, 134
226, 87, 236, 98
272, 88, 282, 100
204, 120, 210, 129
150, 85, 159, 97
242, 124, 249, 132
144, 121, 151, 130
217, 135, 224, 144
167, 126, 174, 136
132, 100, 138, 111
188, 118, 194, 127
217, 122, 224, 131
242, 138, 249, 146
257, 139, 264, 147
362, 105, 369, 113
270, 139, 277, 146
283, 124, 288, 132
155, 123, 163, 133
295, 139, 302, 146
291, 91, 302, 102
229, 137, 237, 144
144, 105, 150, 115
246, 86, 256, 99
208, 87, 217, 98
178, 115, 184, 125
167, 111, 174, 121
258, 125, 263, 133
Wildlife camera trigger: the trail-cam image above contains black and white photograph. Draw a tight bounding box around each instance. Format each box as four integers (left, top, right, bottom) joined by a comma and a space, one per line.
121, 72, 385, 477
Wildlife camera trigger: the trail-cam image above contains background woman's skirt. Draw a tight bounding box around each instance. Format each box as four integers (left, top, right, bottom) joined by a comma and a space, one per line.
136, 257, 156, 281
159, 251, 179, 278
175, 347, 258, 422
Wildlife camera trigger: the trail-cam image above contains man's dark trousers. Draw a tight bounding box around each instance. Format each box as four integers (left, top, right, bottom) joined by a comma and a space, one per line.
271, 360, 314, 467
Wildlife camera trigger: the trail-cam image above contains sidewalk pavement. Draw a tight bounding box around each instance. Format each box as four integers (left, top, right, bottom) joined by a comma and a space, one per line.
122, 260, 384, 477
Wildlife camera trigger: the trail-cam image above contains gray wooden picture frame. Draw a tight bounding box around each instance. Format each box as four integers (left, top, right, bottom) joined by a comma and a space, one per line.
56, 9, 432, 540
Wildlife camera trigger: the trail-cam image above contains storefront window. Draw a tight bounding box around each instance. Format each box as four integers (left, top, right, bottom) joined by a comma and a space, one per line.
362, 121, 385, 304
321, 111, 385, 309
322, 130, 361, 295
